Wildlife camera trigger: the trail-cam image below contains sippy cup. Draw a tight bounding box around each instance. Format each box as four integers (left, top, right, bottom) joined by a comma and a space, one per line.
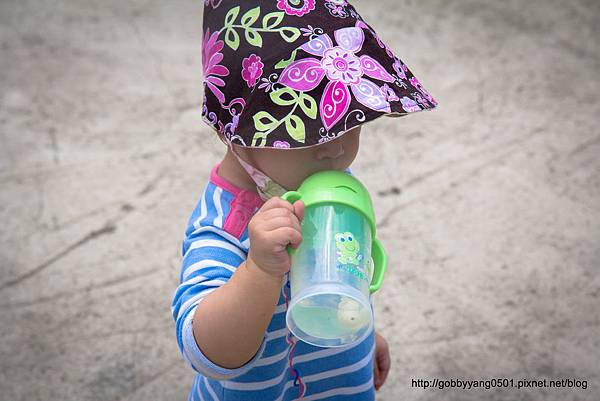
282, 170, 386, 347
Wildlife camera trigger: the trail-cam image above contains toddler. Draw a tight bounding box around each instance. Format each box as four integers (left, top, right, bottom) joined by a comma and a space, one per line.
172, 1, 438, 400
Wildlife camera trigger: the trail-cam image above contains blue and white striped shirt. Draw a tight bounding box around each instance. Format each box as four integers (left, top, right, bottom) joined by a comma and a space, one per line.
171, 164, 376, 400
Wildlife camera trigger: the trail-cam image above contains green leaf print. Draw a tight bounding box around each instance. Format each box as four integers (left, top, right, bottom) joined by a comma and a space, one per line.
262, 12, 285, 29
219, 6, 300, 50
240, 6, 260, 27
253, 111, 279, 131
284, 115, 306, 143
275, 49, 298, 70
224, 28, 240, 50
224, 6, 240, 28
252, 85, 316, 145
270, 87, 298, 106
251, 132, 268, 147
245, 28, 263, 47
298, 93, 317, 119
278, 27, 301, 43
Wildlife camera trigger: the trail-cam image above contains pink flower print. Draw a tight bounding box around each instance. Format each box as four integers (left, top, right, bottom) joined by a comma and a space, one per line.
300, 25, 314, 37
321, 80, 352, 129
411, 92, 428, 108
400, 96, 421, 112
355, 20, 395, 59
278, 27, 396, 130
409, 76, 438, 106
381, 84, 399, 102
325, 0, 350, 18
322, 47, 362, 85
202, 28, 230, 104
273, 140, 291, 148
392, 58, 407, 80
277, 0, 316, 17
204, 0, 222, 8
258, 76, 274, 92
241, 54, 264, 88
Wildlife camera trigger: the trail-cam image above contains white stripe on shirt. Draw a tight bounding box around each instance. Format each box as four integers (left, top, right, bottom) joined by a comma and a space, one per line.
180, 277, 228, 290
193, 185, 209, 231
266, 328, 289, 341
253, 333, 360, 370
196, 374, 209, 401
189, 225, 247, 248
212, 187, 224, 227
204, 376, 220, 401
183, 238, 246, 261
178, 288, 218, 322
223, 341, 374, 392
294, 376, 373, 401
272, 348, 374, 401
183, 259, 238, 281
255, 347, 291, 367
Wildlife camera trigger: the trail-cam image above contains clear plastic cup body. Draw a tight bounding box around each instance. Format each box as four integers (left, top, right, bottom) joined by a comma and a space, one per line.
286, 203, 374, 347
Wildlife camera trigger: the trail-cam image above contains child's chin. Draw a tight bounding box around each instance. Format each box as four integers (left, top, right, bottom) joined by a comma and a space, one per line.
322, 160, 349, 172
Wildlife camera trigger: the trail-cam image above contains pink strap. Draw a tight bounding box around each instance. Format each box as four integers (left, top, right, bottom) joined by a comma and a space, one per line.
228, 143, 288, 201
210, 163, 264, 239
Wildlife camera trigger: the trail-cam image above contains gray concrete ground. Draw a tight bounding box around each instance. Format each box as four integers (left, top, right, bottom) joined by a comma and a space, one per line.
1, 1, 599, 400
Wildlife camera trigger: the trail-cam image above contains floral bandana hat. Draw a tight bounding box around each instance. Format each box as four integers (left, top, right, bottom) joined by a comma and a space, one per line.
201, 0, 439, 199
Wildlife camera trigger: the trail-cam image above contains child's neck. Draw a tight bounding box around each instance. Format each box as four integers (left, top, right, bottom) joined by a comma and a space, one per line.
217, 147, 258, 192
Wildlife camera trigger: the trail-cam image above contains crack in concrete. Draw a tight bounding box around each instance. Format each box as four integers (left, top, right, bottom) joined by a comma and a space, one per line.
137, 169, 167, 197
568, 135, 600, 157
115, 359, 181, 401
0, 222, 116, 291
377, 128, 548, 229
0, 265, 162, 309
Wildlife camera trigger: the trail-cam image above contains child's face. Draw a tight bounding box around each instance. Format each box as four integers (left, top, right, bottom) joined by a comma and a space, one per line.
238, 126, 361, 190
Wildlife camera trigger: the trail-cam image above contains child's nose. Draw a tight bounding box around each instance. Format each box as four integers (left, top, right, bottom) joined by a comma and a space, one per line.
315, 141, 344, 160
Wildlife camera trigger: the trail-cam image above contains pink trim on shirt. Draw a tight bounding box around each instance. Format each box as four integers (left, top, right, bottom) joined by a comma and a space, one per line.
211, 163, 264, 239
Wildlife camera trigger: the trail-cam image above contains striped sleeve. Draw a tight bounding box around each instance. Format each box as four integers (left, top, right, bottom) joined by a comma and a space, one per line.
171, 226, 268, 380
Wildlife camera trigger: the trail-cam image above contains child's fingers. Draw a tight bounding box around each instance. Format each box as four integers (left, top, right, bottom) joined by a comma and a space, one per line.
379, 352, 391, 384
261, 215, 302, 234
257, 197, 294, 214
270, 226, 303, 249
374, 364, 381, 389
258, 207, 296, 220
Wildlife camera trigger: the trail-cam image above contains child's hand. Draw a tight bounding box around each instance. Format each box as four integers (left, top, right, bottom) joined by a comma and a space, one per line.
247, 197, 304, 280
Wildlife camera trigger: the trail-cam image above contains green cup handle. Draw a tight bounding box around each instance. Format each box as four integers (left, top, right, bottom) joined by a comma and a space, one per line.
281, 191, 302, 255
281, 191, 302, 203
369, 238, 386, 293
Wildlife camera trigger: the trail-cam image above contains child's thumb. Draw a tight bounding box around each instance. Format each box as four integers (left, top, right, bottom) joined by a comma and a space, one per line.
293, 200, 305, 222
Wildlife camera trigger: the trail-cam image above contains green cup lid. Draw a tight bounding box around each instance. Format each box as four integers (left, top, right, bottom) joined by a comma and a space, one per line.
282, 170, 377, 236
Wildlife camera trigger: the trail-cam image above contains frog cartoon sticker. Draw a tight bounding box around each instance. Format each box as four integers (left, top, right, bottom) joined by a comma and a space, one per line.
335, 232, 361, 265
335, 231, 370, 283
